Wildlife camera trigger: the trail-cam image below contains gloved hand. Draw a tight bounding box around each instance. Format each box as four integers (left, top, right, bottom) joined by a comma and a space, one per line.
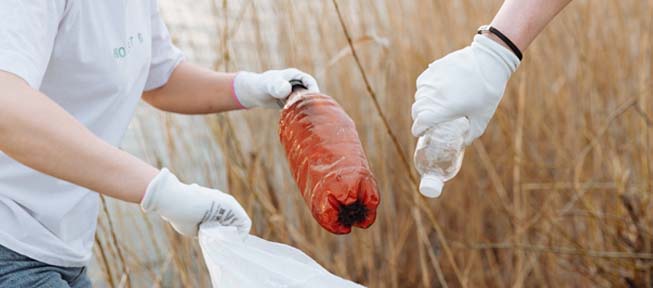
141, 168, 252, 238
233, 68, 320, 109
411, 34, 520, 145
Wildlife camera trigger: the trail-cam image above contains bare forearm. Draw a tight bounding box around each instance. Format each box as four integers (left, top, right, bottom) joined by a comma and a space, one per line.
490, 0, 573, 51
143, 62, 241, 114
0, 72, 158, 203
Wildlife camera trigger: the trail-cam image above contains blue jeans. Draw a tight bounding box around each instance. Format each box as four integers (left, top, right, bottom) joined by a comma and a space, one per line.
0, 244, 91, 288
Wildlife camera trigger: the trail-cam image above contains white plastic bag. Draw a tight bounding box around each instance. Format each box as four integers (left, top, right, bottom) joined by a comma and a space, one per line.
199, 224, 366, 288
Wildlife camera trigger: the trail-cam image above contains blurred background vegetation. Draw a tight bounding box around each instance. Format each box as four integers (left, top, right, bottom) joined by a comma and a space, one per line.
89, 0, 652, 287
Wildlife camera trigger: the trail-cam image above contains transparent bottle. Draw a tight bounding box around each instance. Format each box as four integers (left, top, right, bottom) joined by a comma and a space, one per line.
414, 117, 470, 198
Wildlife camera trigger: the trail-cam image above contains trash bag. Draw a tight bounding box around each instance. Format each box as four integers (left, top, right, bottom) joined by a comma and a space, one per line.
199, 224, 366, 288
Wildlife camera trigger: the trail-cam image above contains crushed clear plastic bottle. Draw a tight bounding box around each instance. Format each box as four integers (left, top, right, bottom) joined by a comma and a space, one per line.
414, 117, 470, 198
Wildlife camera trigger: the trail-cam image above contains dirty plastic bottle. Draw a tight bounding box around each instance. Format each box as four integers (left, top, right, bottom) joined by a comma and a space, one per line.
278, 80, 380, 234
414, 118, 470, 198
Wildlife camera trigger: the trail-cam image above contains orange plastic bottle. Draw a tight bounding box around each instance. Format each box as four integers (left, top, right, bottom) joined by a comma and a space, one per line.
279, 80, 380, 234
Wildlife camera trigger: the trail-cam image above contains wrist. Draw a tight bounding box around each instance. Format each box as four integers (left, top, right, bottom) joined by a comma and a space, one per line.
479, 31, 513, 53
229, 72, 246, 110
477, 25, 523, 61
140, 168, 178, 212
137, 166, 160, 203
232, 71, 262, 109
111, 156, 159, 204
490, 8, 532, 53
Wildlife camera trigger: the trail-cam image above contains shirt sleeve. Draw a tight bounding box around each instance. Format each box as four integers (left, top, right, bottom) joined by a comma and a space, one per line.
0, 0, 66, 89
144, 0, 185, 91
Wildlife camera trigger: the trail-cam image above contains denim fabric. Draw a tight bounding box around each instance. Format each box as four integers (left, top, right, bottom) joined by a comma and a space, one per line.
0, 244, 91, 288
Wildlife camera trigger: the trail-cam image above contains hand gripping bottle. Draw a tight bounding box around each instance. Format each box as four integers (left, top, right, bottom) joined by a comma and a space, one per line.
278, 80, 380, 234
414, 118, 470, 198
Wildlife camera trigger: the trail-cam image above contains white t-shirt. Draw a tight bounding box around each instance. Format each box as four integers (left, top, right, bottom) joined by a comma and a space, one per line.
0, 0, 183, 267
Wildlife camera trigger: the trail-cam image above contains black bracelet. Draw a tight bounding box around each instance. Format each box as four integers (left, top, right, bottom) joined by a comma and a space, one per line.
477, 25, 523, 61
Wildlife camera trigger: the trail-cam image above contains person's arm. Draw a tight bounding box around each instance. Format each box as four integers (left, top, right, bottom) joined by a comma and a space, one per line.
0, 71, 158, 203
412, 0, 574, 142
143, 0, 319, 114
0, 71, 251, 236
142, 62, 319, 114
488, 0, 573, 52
142, 63, 240, 113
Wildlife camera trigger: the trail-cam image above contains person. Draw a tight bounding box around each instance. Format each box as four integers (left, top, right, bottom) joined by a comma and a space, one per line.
0, 1, 319, 287
412, 0, 572, 155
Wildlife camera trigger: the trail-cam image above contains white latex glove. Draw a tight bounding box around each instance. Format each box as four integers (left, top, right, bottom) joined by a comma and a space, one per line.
411, 34, 520, 144
233, 68, 320, 109
141, 168, 252, 238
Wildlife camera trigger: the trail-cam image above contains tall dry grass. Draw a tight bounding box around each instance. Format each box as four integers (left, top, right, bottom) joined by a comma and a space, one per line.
90, 0, 652, 287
